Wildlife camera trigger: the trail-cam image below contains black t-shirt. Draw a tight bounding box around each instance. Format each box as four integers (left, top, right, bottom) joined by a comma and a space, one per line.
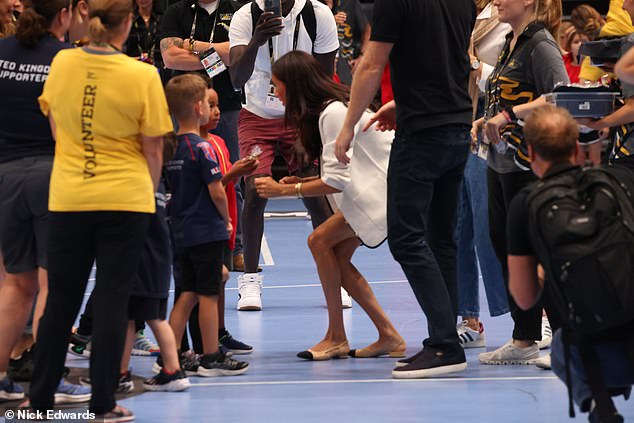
0, 36, 68, 164
370, 0, 476, 134
160, 0, 245, 112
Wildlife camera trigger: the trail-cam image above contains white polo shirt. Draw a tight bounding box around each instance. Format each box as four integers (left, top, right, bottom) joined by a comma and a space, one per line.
229, 0, 339, 119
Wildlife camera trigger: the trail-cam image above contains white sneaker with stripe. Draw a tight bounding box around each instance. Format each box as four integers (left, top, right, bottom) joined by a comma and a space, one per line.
457, 321, 486, 348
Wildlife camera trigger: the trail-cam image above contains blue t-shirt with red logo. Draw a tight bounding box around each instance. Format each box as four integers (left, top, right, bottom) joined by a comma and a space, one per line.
166, 133, 227, 248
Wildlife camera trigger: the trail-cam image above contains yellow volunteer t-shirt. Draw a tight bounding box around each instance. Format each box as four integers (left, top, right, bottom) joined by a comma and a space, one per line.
579, 0, 634, 82
39, 48, 173, 213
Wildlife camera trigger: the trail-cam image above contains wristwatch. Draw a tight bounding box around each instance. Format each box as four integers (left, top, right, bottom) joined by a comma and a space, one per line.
470, 59, 481, 71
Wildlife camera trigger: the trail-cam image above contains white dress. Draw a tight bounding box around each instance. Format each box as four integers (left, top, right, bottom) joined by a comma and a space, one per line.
318, 101, 394, 247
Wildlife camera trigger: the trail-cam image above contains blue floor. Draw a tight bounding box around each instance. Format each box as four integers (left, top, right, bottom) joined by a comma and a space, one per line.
49, 200, 634, 422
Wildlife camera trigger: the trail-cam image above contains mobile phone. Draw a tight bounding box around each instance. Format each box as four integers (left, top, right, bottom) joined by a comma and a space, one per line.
264, 0, 281, 17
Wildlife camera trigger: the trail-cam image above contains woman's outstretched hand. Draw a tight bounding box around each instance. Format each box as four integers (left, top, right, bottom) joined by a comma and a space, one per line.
255, 176, 283, 198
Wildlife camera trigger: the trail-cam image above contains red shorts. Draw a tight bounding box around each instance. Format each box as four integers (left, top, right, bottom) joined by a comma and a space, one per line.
238, 108, 299, 177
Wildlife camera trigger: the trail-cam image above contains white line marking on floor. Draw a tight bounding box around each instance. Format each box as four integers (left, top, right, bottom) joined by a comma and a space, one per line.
189, 376, 558, 388
260, 234, 275, 266
84, 279, 408, 295
223, 279, 408, 291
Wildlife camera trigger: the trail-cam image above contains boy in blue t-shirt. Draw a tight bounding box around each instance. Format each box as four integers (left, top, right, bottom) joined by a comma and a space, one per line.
163, 74, 248, 376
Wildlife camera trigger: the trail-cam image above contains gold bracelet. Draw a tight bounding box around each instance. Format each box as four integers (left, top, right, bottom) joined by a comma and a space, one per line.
295, 182, 304, 199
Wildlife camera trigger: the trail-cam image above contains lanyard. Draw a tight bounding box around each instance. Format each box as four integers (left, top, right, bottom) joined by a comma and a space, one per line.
189, 1, 220, 45
134, 14, 157, 57
268, 13, 302, 66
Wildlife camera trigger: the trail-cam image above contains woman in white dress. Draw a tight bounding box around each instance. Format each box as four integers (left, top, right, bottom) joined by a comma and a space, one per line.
255, 51, 405, 361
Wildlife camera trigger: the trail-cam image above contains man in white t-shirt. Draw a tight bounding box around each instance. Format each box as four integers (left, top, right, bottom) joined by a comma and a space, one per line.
229, 0, 338, 311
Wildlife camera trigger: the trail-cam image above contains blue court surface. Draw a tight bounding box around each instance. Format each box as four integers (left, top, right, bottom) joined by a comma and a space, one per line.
35, 199, 634, 422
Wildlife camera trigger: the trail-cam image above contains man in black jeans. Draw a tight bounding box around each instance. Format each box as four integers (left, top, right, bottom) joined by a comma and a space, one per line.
334, 0, 476, 377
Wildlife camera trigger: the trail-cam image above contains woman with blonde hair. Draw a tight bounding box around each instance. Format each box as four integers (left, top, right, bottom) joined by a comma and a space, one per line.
471, 0, 568, 365
28, 0, 173, 420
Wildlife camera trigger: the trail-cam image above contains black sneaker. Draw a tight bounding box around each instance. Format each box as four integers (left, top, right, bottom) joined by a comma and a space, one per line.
8, 348, 33, 381
79, 371, 135, 394
219, 329, 254, 355
153, 351, 200, 376
143, 369, 191, 392
394, 348, 425, 368
197, 352, 249, 377
392, 346, 466, 379
68, 332, 91, 358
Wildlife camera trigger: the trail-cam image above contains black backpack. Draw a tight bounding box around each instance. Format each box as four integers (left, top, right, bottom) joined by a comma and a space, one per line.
526, 166, 634, 423
250, 0, 317, 52
527, 167, 634, 334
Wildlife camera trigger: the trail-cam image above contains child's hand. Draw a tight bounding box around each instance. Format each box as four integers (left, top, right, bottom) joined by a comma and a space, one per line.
233, 157, 259, 176
254, 176, 282, 198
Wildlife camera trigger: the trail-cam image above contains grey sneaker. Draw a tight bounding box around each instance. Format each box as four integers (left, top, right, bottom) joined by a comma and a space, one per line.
534, 353, 552, 370
478, 340, 539, 365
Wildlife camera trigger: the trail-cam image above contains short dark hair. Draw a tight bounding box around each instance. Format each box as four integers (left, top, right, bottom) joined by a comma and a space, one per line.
524, 105, 578, 164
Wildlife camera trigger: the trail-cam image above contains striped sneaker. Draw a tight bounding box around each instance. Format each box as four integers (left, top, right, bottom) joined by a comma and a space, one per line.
457, 321, 486, 348
131, 330, 160, 356
538, 316, 552, 350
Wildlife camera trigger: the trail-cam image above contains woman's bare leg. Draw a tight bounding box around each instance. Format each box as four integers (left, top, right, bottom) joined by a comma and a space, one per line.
306, 212, 358, 352
334, 238, 405, 355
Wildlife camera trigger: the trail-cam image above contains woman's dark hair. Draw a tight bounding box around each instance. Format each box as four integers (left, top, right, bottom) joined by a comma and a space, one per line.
16, 0, 71, 48
271, 50, 348, 161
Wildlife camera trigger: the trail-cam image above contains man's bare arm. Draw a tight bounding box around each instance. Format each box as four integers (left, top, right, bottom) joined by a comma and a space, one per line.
160, 37, 203, 71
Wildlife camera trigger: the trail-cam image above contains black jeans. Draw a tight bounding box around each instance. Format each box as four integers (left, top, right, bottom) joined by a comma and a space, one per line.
387, 125, 470, 350
486, 167, 542, 341
30, 211, 150, 414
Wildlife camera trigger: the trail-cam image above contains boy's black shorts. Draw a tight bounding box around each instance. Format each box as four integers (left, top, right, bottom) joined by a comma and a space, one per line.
176, 240, 226, 296
128, 296, 168, 321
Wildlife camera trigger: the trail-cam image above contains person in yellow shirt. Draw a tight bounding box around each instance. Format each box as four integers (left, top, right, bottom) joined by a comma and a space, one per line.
28, 0, 173, 421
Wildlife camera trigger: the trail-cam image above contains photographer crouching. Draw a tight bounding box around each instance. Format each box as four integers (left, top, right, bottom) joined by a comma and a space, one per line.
507, 105, 634, 423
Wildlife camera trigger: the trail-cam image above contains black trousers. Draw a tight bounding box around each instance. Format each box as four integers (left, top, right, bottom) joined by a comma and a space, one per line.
386, 125, 470, 350
486, 168, 542, 341
30, 211, 150, 414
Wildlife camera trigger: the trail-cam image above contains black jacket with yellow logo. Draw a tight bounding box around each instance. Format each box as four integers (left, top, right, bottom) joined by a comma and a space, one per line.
485, 21, 569, 172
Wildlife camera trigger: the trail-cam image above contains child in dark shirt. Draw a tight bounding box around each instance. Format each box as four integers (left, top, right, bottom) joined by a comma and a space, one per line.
163, 74, 248, 376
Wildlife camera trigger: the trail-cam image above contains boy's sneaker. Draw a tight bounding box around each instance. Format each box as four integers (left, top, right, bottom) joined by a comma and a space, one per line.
8, 348, 34, 381
92, 404, 135, 423
219, 328, 253, 355
197, 352, 249, 377
457, 321, 486, 348
392, 346, 467, 379
153, 351, 200, 376
54, 379, 91, 404
131, 330, 160, 356
79, 371, 135, 394
538, 316, 553, 350
237, 273, 263, 311
478, 340, 539, 365
0, 376, 25, 401
341, 288, 352, 309
534, 353, 552, 370
68, 332, 91, 358
143, 369, 191, 392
